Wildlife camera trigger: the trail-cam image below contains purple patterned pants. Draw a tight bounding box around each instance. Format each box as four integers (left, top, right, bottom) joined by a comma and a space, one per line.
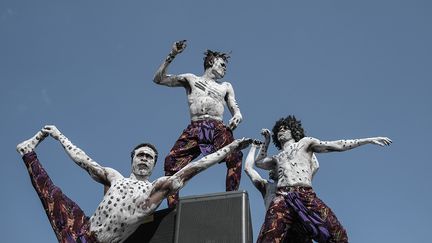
22, 152, 99, 243
257, 187, 348, 243
164, 119, 243, 208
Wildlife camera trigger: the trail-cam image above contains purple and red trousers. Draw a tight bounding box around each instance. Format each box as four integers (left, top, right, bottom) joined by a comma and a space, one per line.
21, 152, 99, 243
164, 119, 243, 208
257, 186, 348, 243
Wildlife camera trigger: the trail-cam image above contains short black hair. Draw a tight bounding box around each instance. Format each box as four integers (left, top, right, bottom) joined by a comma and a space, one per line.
203, 50, 230, 70
272, 115, 305, 150
131, 143, 158, 164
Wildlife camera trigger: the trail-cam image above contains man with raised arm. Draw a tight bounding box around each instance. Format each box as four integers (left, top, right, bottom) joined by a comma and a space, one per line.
153, 40, 244, 207
17, 125, 251, 243
255, 116, 391, 243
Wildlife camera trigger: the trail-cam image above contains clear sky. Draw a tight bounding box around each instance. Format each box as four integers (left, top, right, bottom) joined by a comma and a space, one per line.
1, 1, 431, 242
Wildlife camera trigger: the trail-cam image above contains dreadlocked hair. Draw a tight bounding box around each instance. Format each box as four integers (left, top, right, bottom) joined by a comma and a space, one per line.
203, 50, 230, 70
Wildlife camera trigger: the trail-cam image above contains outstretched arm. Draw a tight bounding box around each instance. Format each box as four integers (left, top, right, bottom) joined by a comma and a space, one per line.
150, 138, 252, 203
225, 82, 242, 130
244, 141, 267, 196
153, 40, 190, 87
307, 136, 392, 153
42, 125, 123, 186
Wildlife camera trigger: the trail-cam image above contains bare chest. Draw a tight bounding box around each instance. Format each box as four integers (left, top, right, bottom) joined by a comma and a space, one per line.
90, 179, 153, 241
190, 79, 227, 101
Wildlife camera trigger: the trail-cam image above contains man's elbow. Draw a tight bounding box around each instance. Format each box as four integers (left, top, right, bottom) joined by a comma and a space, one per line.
153, 74, 162, 84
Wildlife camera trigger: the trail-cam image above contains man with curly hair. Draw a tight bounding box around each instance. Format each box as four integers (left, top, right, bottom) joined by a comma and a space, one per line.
153, 40, 243, 208
255, 115, 392, 243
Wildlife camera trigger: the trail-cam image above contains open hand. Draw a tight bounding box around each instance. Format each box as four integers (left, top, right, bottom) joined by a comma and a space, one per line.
370, 137, 392, 146
234, 137, 253, 150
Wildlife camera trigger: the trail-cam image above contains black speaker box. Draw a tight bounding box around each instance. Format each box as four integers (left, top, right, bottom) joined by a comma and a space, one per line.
175, 190, 253, 243
126, 191, 253, 243
125, 208, 176, 243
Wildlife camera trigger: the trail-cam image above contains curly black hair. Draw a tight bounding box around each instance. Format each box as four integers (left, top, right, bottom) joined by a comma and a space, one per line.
130, 143, 158, 164
203, 50, 230, 70
272, 115, 305, 150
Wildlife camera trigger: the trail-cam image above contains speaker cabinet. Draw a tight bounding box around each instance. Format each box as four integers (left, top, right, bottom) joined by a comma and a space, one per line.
175, 191, 253, 243
125, 208, 176, 243
125, 191, 253, 243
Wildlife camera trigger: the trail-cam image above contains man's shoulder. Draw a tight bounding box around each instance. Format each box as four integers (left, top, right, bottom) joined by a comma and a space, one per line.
180, 73, 199, 80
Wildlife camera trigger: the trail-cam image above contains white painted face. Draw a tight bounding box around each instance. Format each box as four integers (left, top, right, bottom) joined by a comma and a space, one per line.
211, 57, 227, 79
132, 146, 156, 177
277, 125, 293, 144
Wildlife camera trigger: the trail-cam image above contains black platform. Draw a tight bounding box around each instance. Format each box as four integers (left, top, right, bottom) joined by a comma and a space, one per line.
125, 191, 253, 243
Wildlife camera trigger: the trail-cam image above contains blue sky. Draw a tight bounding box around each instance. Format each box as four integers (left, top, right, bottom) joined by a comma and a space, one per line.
1, 1, 431, 242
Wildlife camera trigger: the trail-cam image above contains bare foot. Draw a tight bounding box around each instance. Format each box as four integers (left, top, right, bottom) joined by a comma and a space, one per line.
16, 131, 47, 156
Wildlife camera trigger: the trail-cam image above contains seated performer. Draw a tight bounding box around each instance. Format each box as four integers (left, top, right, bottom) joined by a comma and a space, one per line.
17, 125, 251, 243
153, 40, 244, 207
255, 116, 391, 243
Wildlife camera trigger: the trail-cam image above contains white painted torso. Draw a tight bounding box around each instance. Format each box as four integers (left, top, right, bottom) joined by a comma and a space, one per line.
274, 141, 315, 188
187, 76, 228, 121
89, 178, 157, 243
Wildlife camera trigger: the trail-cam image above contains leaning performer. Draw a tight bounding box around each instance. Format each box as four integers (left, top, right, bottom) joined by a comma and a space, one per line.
17, 125, 251, 243
153, 40, 244, 207
255, 116, 391, 243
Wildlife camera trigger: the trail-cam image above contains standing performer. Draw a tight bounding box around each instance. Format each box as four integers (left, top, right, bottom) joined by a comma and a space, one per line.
244, 129, 319, 211
17, 125, 251, 243
153, 40, 244, 207
255, 116, 391, 243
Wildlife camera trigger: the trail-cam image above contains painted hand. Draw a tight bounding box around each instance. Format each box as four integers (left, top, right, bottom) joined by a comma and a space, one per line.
370, 137, 392, 146
260, 128, 271, 142
171, 40, 187, 55
42, 125, 62, 140
233, 137, 253, 151
252, 139, 263, 147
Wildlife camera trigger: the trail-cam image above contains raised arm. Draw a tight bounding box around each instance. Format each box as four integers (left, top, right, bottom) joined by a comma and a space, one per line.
225, 82, 243, 130
255, 129, 271, 162
307, 136, 392, 153
153, 40, 190, 87
42, 125, 123, 186
244, 141, 267, 196
149, 138, 252, 202
255, 129, 277, 170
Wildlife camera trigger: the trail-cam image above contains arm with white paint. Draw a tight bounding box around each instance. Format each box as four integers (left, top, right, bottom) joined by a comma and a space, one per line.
153, 40, 192, 87
255, 128, 277, 170
225, 82, 242, 130
306, 136, 392, 153
244, 141, 267, 196
42, 125, 123, 186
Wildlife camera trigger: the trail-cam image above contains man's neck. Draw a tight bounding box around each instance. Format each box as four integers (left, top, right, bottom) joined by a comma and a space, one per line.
129, 173, 150, 182
202, 70, 218, 81
282, 139, 296, 150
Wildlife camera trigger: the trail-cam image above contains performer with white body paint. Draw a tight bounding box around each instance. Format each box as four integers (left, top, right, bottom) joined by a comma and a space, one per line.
255, 115, 391, 243
17, 125, 251, 243
244, 129, 319, 211
153, 40, 244, 207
